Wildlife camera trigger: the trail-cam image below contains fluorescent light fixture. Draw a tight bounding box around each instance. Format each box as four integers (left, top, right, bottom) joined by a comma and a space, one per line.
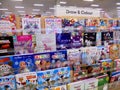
83, 0, 94, 1
117, 10, 120, 11
60, 1, 67, 4
11, 0, 23, 1
49, 7, 55, 9
96, 8, 102, 10
101, 11, 105, 12
46, 12, 51, 14
33, 4, 44, 6
91, 4, 99, 7
32, 12, 39, 14
56, 4, 60, 7
117, 7, 120, 9
5, 12, 12, 14
33, 9, 40, 11
18, 10, 25, 12
15, 6, 24, 8
0, 8, 8, 10
116, 3, 120, 5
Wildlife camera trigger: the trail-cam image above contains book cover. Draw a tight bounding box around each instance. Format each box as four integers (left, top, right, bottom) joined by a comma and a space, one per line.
109, 44, 119, 60
0, 75, 16, 90
35, 33, 56, 53
84, 78, 98, 90
96, 74, 109, 90
22, 18, 41, 35
81, 47, 98, 65
34, 53, 51, 71
56, 33, 71, 50
0, 56, 14, 76
13, 54, 35, 74
45, 18, 62, 34
101, 32, 113, 46
114, 59, 120, 70
97, 46, 110, 60
52, 85, 67, 90
37, 69, 59, 90
71, 30, 83, 48
0, 36, 14, 56
67, 81, 84, 90
50, 50, 68, 69
14, 35, 34, 55
15, 72, 37, 89
100, 59, 112, 71
83, 32, 96, 47
56, 67, 71, 86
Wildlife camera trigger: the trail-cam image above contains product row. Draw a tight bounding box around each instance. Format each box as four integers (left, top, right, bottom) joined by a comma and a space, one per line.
2, 30, 120, 56
1, 45, 120, 76
0, 66, 120, 90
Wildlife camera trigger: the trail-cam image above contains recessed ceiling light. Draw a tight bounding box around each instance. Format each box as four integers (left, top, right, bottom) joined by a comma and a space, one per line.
32, 9, 40, 11
18, 11, 25, 12
116, 3, 120, 5
60, 1, 67, 4
11, 0, 23, 1
83, 0, 94, 1
33, 4, 44, 6
15, 6, 24, 8
0, 8, 8, 10
91, 4, 99, 7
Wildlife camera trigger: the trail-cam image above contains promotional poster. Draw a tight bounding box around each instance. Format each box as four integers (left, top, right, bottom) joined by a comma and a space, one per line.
36, 33, 56, 53
22, 18, 41, 35
0, 36, 14, 56
0, 56, 14, 76
34, 53, 51, 71
101, 32, 113, 46
13, 55, 35, 74
56, 33, 71, 50
15, 72, 37, 89
50, 50, 68, 69
0, 75, 16, 90
83, 32, 96, 46
14, 35, 34, 55
45, 18, 62, 34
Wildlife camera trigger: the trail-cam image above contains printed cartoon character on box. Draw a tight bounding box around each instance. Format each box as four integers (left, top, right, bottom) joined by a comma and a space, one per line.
19, 61, 29, 73
101, 61, 112, 71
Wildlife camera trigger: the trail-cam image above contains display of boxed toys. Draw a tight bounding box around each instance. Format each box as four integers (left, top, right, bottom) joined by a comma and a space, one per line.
114, 59, 120, 70
52, 85, 67, 90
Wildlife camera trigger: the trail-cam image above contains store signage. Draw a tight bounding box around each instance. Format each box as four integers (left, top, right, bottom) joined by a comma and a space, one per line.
55, 6, 100, 17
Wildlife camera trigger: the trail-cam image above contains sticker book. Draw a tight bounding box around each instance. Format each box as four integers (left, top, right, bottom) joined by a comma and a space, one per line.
35, 33, 56, 53
15, 72, 37, 89
83, 32, 96, 47
36, 69, 59, 90
0, 75, 16, 90
56, 33, 71, 50
34, 53, 51, 71
50, 50, 68, 69
13, 54, 35, 74
0, 36, 14, 56
14, 35, 34, 55
0, 56, 14, 76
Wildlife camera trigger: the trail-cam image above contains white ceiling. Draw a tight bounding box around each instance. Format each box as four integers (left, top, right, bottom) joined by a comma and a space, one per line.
0, 0, 120, 17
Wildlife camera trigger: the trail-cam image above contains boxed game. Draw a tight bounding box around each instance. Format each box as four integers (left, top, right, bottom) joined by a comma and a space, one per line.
0, 75, 16, 90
